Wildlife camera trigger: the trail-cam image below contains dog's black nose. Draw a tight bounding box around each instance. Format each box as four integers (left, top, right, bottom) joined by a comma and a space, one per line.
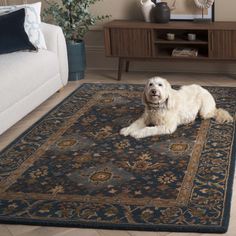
151, 89, 156, 95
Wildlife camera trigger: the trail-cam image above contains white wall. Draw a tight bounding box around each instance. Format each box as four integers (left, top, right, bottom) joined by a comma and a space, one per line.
90, 0, 236, 23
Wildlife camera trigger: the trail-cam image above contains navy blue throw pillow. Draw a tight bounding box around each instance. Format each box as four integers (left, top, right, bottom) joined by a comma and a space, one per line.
0, 9, 36, 54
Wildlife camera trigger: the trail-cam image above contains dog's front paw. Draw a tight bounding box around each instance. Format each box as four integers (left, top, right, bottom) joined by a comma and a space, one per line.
130, 131, 145, 139
120, 127, 131, 136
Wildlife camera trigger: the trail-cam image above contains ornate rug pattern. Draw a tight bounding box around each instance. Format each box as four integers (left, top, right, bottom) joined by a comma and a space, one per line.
0, 83, 235, 233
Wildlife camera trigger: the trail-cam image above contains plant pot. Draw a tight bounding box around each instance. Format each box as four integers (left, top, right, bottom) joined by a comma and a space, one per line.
66, 40, 86, 81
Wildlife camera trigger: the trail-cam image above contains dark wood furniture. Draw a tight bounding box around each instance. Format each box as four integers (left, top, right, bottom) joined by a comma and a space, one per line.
104, 20, 236, 80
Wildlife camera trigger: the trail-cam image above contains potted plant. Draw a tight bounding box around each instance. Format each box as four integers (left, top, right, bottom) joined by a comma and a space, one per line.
44, 0, 109, 80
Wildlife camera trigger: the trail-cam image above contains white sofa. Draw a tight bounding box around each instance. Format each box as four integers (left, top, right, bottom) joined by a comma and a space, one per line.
0, 23, 68, 135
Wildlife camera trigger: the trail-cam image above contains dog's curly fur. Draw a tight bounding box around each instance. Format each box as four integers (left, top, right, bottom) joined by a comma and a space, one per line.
120, 77, 233, 139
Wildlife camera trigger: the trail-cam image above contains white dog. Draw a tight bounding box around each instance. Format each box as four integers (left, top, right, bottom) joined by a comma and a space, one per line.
120, 77, 233, 139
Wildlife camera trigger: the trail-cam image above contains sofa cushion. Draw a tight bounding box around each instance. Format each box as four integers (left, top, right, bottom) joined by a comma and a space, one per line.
0, 2, 47, 50
0, 50, 61, 113
0, 9, 36, 54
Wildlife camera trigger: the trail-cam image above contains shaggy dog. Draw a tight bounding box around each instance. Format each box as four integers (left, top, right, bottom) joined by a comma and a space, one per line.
120, 77, 233, 139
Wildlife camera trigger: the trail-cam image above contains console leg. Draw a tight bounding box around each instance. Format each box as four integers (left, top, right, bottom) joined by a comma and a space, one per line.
118, 58, 124, 81
125, 60, 130, 72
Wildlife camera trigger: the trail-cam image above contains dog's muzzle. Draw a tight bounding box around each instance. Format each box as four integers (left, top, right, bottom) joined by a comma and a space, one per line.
149, 89, 161, 98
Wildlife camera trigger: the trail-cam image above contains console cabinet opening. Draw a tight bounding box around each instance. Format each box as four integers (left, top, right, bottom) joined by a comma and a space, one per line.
154, 29, 208, 44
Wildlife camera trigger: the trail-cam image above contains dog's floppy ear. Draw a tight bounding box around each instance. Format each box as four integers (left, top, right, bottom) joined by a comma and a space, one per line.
167, 91, 175, 110
142, 91, 148, 105
165, 81, 175, 110
142, 80, 150, 105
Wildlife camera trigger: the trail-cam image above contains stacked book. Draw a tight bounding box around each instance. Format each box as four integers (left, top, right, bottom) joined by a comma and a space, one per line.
172, 48, 198, 57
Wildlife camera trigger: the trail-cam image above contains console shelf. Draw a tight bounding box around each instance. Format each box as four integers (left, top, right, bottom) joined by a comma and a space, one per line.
154, 39, 208, 45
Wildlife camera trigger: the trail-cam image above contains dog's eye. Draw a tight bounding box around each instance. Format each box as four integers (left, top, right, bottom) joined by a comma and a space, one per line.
149, 83, 153, 86
158, 83, 162, 87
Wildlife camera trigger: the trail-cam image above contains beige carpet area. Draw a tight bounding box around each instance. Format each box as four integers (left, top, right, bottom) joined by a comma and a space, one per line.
0, 71, 235, 236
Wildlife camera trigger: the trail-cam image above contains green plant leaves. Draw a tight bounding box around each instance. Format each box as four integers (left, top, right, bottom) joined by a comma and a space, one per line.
43, 0, 110, 42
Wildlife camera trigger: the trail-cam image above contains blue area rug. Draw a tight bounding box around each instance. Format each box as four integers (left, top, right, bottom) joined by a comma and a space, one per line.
0, 83, 235, 233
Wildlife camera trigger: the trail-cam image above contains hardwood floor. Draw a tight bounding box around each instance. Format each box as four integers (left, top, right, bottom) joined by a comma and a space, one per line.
0, 71, 235, 236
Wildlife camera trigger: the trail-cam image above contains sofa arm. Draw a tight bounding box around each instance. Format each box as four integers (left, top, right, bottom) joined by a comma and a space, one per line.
40, 23, 68, 86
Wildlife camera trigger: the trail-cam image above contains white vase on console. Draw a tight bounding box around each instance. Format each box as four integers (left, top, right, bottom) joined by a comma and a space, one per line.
140, 0, 155, 22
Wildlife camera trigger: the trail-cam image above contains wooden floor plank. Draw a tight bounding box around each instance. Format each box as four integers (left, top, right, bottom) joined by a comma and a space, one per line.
0, 225, 14, 236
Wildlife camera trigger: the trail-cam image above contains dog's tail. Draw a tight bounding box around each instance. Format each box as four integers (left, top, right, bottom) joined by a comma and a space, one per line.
214, 108, 234, 123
